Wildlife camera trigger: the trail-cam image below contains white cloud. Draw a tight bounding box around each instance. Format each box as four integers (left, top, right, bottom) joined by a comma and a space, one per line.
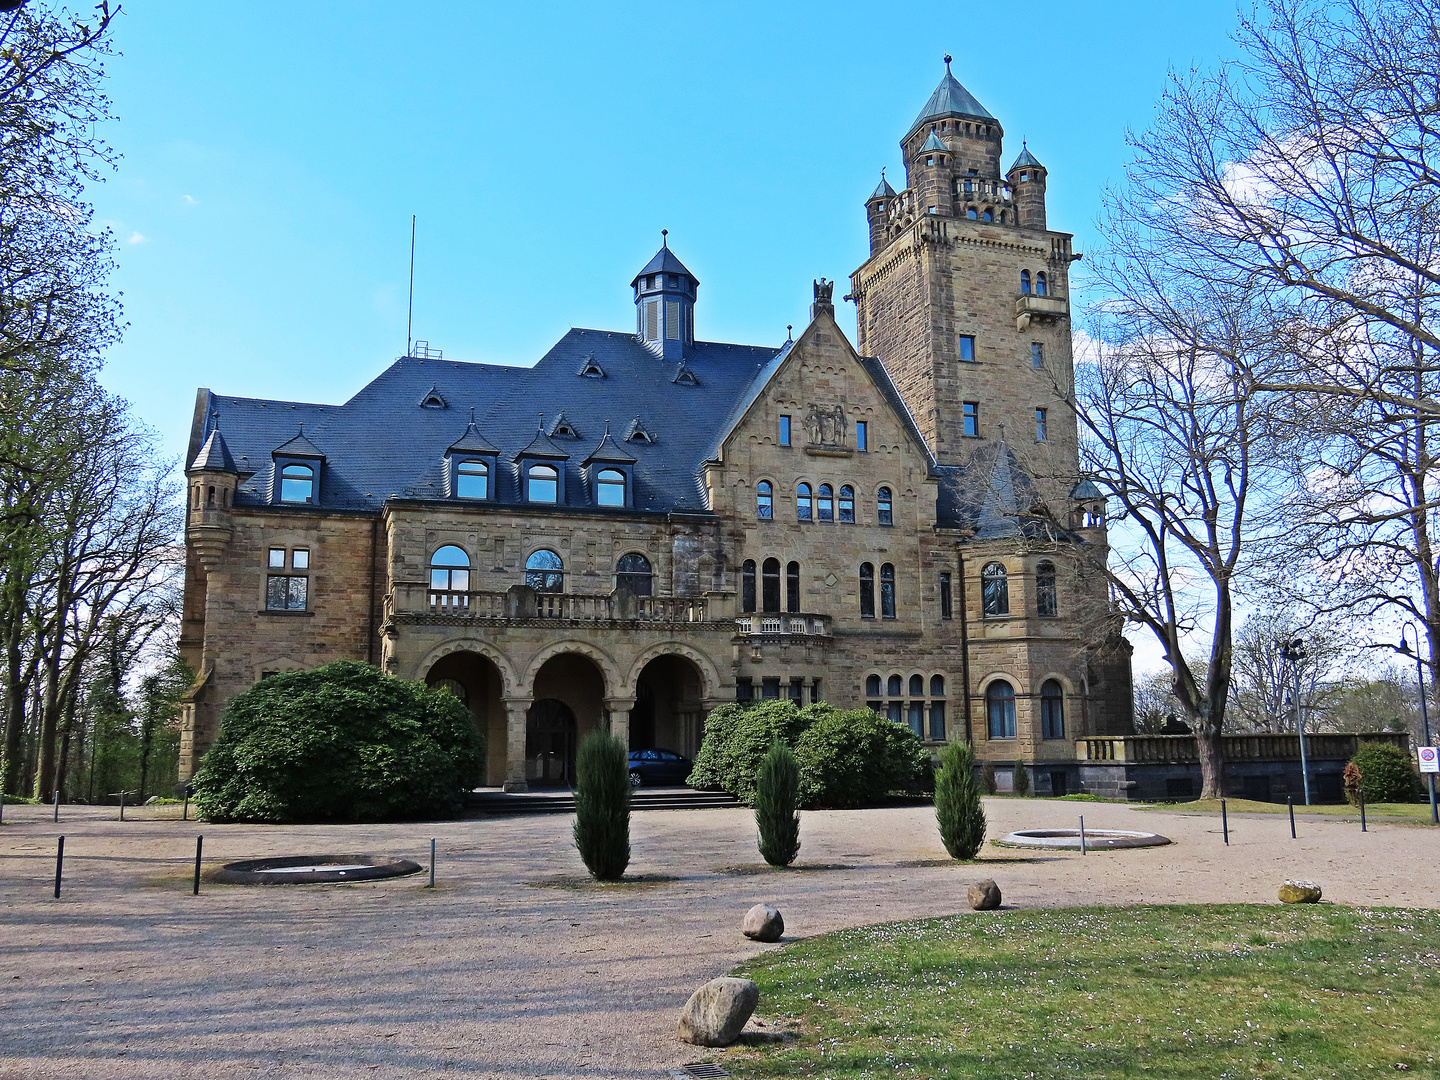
127, 231, 148, 245
182, 194, 198, 206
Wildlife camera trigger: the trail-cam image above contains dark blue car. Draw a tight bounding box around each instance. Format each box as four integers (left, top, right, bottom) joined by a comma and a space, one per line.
627, 748, 693, 788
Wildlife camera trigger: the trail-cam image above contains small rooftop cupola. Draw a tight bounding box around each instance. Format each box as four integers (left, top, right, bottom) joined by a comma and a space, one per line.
632, 231, 697, 360
186, 412, 240, 571
271, 425, 325, 507
446, 411, 500, 500
865, 169, 897, 254
1006, 142, 1048, 230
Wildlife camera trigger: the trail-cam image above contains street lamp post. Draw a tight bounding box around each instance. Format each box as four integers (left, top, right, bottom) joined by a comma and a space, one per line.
1280, 637, 1311, 806
1398, 622, 1439, 825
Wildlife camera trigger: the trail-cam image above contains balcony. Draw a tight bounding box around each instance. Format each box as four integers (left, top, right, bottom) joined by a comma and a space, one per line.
734, 613, 833, 638
387, 582, 721, 627
1015, 293, 1069, 330
1077, 732, 1409, 763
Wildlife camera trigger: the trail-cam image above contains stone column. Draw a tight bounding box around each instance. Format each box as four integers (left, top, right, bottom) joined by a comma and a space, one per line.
502, 696, 531, 793
604, 697, 636, 750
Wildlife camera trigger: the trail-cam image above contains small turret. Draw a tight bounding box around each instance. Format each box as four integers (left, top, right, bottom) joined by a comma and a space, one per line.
914, 129, 954, 217
186, 418, 239, 572
865, 170, 897, 255
1006, 143, 1047, 230
631, 231, 698, 361
1069, 479, 1106, 539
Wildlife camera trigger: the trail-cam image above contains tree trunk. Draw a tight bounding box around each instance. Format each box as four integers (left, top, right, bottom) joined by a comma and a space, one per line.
1194, 715, 1225, 799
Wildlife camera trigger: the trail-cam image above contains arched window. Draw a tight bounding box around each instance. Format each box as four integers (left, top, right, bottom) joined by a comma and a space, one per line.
1037, 561, 1058, 617
839, 485, 855, 523
742, 559, 757, 613
616, 553, 652, 596
527, 463, 559, 503
786, 561, 801, 612
887, 674, 902, 697
797, 482, 813, 521
817, 484, 834, 522
280, 463, 314, 504
987, 680, 1017, 739
1020, 269, 1032, 295
525, 548, 564, 592
456, 459, 488, 499
982, 208, 994, 222
877, 487, 893, 525
866, 674, 882, 697
1036, 272, 1048, 296
429, 545, 470, 592
860, 562, 875, 618
1041, 679, 1065, 739
756, 480, 773, 520
930, 674, 945, 696
967, 207, 978, 220
909, 674, 924, 696
596, 468, 626, 507
880, 563, 896, 619
982, 562, 1009, 617
762, 557, 781, 612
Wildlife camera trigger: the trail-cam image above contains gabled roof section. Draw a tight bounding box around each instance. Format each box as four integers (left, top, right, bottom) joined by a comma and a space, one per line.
1009, 143, 1043, 172
870, 171, 897, 200
189, 428, 238, 474
909, 57, 996, 137
582, 428, 638, 467
919, 129, 948, 153
447, 418, 500, 456
273, 428, 325, 459
515, 427, 571, 461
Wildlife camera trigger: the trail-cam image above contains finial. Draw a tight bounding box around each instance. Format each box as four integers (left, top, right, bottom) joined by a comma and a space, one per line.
786, 324, 793, 342
208, 406, 220, 431
537, 413, 544, 431
469, 406, 476, 422
880, 166, 886, 181
944, 54, 952, 74
604, 419, 611, 435
298, 421, 304, 433
661, 228, 669, 248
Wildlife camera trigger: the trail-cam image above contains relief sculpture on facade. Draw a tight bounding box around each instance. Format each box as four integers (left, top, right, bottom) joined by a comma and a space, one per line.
804, 403, 847, 449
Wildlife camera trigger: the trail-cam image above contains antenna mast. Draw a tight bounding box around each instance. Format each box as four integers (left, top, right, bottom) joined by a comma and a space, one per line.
406, 214, 416, 358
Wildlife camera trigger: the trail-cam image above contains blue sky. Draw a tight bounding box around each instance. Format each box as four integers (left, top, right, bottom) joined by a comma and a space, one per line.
90, 1, 1242, 465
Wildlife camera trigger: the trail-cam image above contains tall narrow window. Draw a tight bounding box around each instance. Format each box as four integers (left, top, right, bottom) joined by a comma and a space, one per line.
524, 548, 564, 592
928, 700, 946, 740
616, 553, 653, 596
756, 480, 773, 519
742, 559, 757, 613
930, 674, 945, 696
959, 335, 976, 362
786, 561, 801, 612
1020, 270, 1032, 295
866, 674, 882, 696
887, 674, 902, 697
762, 557, 781, 613
796, 482, 813, 521
736, 677, 754, 702
596, 468, 626, 507
839, 485, 855, 523
279, 463, 314, 504
1037, 561, 1058, 617
1036, 272, 1048, 296
1035, 408, 1048, 441
1031, 342, 1044, 369
877, 487, 893, 525
456, 459, 489, 499
880, 563, 896, 619
856, 422, 868, 451
1041, 679, 1066, 739
982, 562, 1009, 616
527, 463, 559, 503
963, 402, 979, 437
909, 673, 924, 696
940, 572, 953, 619
817, 484, 834, 521
860, 562, 875, 618
907, 700, 924, 736
987, 680, 1017, 739
779, 415, 791, 446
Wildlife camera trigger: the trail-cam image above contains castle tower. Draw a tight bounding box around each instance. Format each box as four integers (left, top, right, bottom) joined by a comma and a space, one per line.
850, 59, 1080, 508
185, 421, 239, 571
631, 231, 698, 361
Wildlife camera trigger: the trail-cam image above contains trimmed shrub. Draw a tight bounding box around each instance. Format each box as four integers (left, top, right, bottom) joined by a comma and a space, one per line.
755, 740, 801, 867
192, 660, 482, 823
1012, 760, 1031, 797
573, 730, 630, 880
1346, 743, 1424, 805
981, 759, 998, 795
688, 700, 814, 803
935, 741, 986, 859
794, 708, 931, 809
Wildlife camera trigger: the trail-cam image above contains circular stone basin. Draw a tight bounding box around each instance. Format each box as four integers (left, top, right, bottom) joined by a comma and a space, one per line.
211, 855, 423, 885
997, 829, 1171, 851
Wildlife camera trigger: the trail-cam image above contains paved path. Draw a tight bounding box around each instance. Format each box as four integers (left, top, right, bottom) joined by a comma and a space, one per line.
0, 798, 1436, 1079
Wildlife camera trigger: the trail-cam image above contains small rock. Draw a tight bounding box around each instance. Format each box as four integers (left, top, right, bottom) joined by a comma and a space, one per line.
144, 795, 160, 806
677, 977, 759, 1047
742, 903, 784, 942
968, 879, 1001, 910
1278, 880, 1322, 904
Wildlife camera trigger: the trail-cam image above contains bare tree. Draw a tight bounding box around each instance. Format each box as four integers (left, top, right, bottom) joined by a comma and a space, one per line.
1229, 608, 1352, 732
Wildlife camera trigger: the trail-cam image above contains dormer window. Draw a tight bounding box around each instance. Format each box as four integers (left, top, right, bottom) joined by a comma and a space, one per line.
417, 383, 448, 409
546, 411, 580, 439
625, 417, 655, 443
527, 464, 559, 503
456, 459, 488, 499
596, 468, 626, 507
577, 355, 606, 378
280, 463, 314, 504
673, 361, 699, 386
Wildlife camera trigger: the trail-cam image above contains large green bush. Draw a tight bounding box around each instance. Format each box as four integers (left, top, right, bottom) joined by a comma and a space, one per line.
794, 707, 933, 809
687, 700, 814, 802
192, 660, 483, 823
935, 741, 986, 859
573, 731, 630, 880
755, 739, 801, 866
1346, 742, 1424, 805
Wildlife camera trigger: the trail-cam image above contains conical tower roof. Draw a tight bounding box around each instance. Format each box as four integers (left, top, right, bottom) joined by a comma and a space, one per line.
870, 170, 897, 200
1008, 142, 1044, 172
189, 427, 238, 474
919, 129, 948, 153
909, 56, 995, 137
630, 232, 697, 287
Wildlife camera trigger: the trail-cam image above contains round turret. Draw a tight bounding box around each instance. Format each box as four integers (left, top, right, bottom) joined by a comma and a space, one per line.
1006, 143, 1048, 231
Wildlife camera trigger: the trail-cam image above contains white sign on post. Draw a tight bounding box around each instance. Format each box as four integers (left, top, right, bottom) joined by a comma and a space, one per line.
1419, 746, 1439, 774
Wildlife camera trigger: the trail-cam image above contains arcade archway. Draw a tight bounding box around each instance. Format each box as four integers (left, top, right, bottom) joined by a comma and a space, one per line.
632, 654, 705, 757
426, 650, 505, 786
528, 653, 607, 785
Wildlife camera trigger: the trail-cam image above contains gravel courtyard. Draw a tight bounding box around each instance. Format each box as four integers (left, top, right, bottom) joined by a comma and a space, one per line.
0, 797, 1435, 1079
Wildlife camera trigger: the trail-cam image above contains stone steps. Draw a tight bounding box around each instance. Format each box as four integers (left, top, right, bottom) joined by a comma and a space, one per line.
466, 788, 741, 815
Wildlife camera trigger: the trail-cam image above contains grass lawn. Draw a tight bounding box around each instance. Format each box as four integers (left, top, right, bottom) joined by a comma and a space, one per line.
1139, 798, 1438, 823
724, 904, 1440, 1079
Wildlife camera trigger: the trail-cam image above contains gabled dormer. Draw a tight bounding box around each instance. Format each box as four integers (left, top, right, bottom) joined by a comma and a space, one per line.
514, 423, 571, 505
271, 426, 325, 506
446, 414, 501, 500
546, 410, 582, 439
582, 426, 638, 509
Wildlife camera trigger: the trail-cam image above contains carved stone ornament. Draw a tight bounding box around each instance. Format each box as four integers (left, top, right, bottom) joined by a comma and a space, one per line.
803, 403, 851, 456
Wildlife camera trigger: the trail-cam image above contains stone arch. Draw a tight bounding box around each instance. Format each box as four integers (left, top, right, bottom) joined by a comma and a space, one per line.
976, 670, 1025, 696
522, 639, 621, 698
624, 641, 722, 702
410, 638, 520, 699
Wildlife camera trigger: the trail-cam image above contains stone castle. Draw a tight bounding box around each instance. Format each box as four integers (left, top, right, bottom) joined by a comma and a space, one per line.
179, 61, 1134, 793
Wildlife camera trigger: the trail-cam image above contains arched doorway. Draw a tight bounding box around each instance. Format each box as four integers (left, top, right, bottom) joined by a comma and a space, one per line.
426, 650, 505, 786
529, 652, 607, 785
633, 654, 705, 757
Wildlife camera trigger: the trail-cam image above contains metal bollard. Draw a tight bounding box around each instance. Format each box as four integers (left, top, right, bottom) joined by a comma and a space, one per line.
182, 792, 189, 822
429, 838, 436, 888
118, 791, 125, 821
1288, 796, 1296, 839
193, 835, 203, 896
54, 836, 64, 899
1079, 815, 1086, 855
1360, 790, 1367, 832
52, 790, 59, 822
1221, 799, 1229, 845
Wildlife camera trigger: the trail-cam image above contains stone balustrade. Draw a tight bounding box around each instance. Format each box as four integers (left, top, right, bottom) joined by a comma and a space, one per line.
388, 582, 721, 625
734, 613, 833, 638
1077, 731, 1410, 763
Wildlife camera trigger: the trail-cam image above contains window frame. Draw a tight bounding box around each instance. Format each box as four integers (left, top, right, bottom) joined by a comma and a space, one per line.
855, 422, 868, 451
958, 335, 976, 362
595, 467, 627, 508
1031, 342, 1044, 369
756, 479, 773, 520
981, 561, 1010, 617
940, 572, 953, 619
278, 462, 315, 505
839, 484, 855, 523
1037, 560, 1059, 617
786, 561, 801, 613
741, 559, 757, 613
860, 562, 875, 619
453, 456, 492, 500
877, 486, 893, 525
963, 401, 979, 438
1036, 407, 1048, 441
986, 679, 1018, 739
616, 552, 653, 596
779, 415, 792, 446
761, 557, 781, 613
796, 482, 813, 521
1041, 679, 1066, 739
524, 548, 565, 593
1020, 269, 1032, 295
817, 484, 834, 522
880, 562, 896, 619
525, 462, 561, 504
429, 545, 471, 593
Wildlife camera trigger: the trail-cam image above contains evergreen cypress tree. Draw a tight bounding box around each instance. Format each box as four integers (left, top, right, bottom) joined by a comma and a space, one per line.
1012, 759, 1031, 797
936, 741, 987, 860
754, 739, 801, 866
573, 731, 630, 880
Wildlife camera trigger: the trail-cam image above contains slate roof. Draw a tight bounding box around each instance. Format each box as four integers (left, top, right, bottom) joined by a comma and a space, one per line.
936, 441, 1058, 540
910, 63, 995, 135
870, 172, 897, 200
188, 428, 238, 474
919, 130, 948, 153
630, 244, 696, 286
1009, 143, 1043, 172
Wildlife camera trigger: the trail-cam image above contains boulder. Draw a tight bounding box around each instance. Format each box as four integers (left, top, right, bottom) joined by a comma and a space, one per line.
742, 903, 784, 942
968, 879, 1002, 910
677, 977, 760, 1047
1279, 880, 1322, 904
